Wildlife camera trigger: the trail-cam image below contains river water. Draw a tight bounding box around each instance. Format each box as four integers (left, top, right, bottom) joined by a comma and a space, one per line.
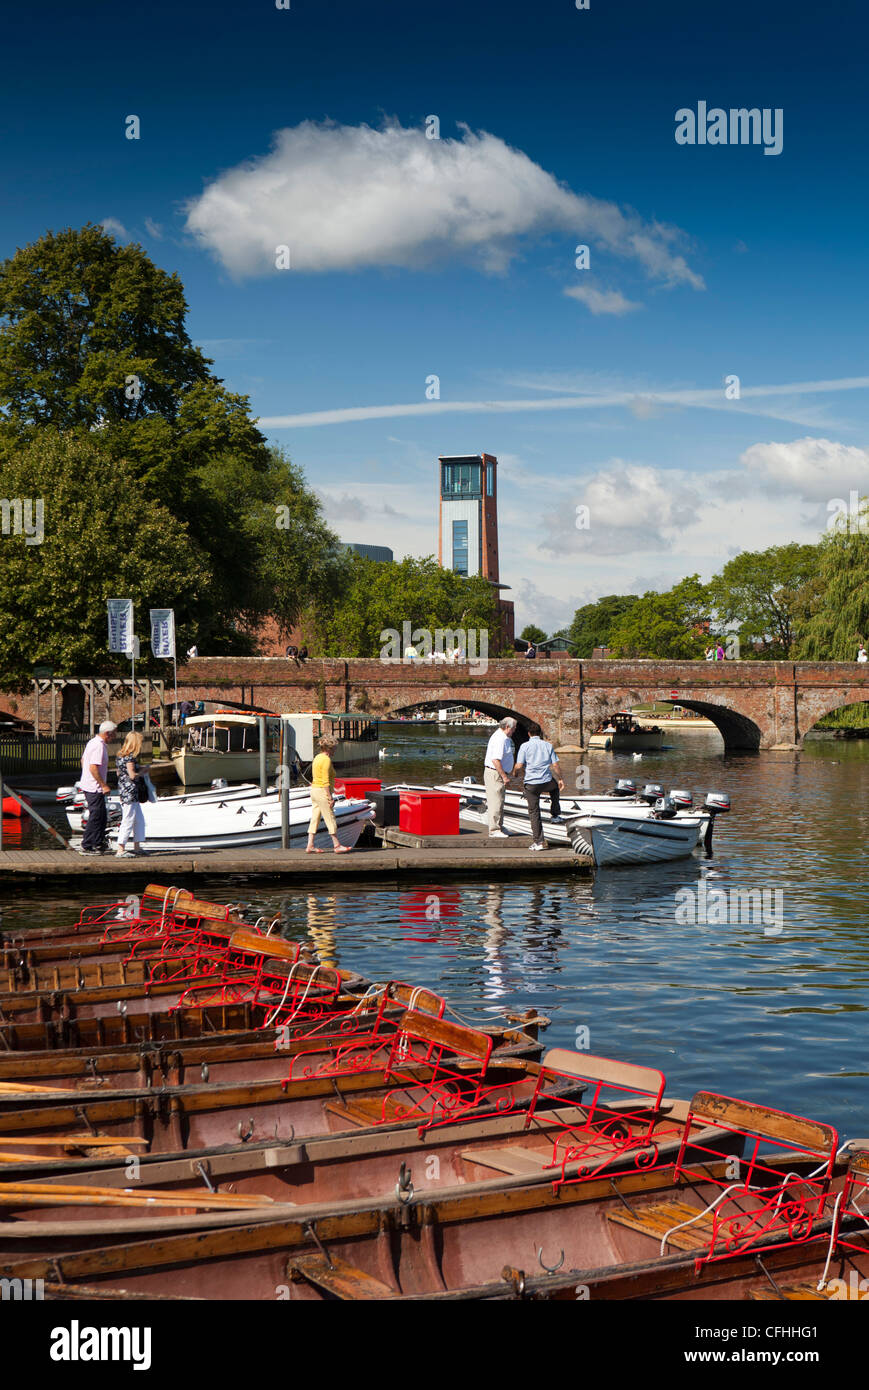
2, 723, 868, 1137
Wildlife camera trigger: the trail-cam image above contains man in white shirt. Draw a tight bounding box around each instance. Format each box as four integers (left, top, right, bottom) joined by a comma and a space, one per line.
79, 720, 117, 854
484, 717, 517, 837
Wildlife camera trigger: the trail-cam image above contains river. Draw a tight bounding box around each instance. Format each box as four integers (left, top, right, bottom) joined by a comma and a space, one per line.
2, 722, 868, 1136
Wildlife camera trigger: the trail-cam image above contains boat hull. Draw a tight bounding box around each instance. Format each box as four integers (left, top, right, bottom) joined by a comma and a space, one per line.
568, 814, 703, 865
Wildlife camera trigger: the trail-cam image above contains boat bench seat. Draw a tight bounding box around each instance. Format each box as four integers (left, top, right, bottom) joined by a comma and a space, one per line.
608, 1200, 722, 1252
288, 1253, 397, 1299
324, 1096, 413, 1129
748, 1281, 841, 1301
459, 1144, 555, 1176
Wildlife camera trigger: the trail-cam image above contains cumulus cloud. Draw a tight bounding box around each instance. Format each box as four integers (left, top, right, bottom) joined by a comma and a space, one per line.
185, 120, 704, 286
100, 218, 129, 240
564, 284, 642, 316
741, 437, 869, 501
542, 462, 701, 556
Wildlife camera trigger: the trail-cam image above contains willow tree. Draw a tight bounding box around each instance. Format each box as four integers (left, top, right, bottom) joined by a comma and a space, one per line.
798, 504, 869, 660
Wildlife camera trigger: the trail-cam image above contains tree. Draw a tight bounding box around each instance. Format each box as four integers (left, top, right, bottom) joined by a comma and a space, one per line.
607, 577, 710, 658
306, 554, 501, 657
519, 624, 547, 646
0, 431, 204, 686
568, 594, 639, 657
798, 503, 869, 660
708, 543, 820, 658
0, 225, 341, 656
0, 224, 212, 429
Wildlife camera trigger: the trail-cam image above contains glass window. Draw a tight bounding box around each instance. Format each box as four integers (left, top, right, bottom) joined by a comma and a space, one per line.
441, 462, 482, 497
486, 463, 493, 496
452, 519, 468, 575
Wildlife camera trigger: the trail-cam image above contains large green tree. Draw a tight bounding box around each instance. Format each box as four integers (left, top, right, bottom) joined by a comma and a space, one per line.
307, 554, 501, 657
568, 594, 639, 657
0, 431, 203, 684
0, 224, 343, 658
607, 576, 710, 658
519, 624, 547, 646
798, 503, 869, 660
708, 543, 819, 658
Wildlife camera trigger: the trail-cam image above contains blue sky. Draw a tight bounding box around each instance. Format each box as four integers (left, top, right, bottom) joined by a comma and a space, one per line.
4, 0, 869, 631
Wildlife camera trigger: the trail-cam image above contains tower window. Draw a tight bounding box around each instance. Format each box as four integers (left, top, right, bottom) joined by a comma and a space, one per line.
452, 519, 468, 574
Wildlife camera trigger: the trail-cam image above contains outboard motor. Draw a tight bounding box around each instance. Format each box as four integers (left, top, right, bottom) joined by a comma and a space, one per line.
211, 778, 228, 790
639, 782, 664, 804
612, 778, 637, 798
669, 789, 694, 810
702, 792, 731, 853
651, 796, 677, 820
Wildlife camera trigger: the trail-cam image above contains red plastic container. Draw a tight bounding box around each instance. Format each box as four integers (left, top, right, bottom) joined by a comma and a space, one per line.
1, 796, 24, 817
334, 777, 382, 799
399, 791, 460, 836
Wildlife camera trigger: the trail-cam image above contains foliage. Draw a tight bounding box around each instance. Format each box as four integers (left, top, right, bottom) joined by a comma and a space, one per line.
708, 543, 820, 658
0, 225, 343, 662
607, 576, 710, 659
519, 624, 547, 645
0, 431, 203, 683
797, 505, 869, 660
568, 594, 639, 657
306, 554, 501, 656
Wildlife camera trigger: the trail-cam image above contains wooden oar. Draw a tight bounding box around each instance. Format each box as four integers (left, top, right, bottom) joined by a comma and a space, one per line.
0, 1182, 278, 1211
0, 1134, 149, 1146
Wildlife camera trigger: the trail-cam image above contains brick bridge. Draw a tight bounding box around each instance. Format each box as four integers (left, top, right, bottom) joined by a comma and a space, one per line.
166, 657, 869, 752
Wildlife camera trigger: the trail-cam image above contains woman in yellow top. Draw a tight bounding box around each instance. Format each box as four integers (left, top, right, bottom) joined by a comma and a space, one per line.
306, 736, 352, 853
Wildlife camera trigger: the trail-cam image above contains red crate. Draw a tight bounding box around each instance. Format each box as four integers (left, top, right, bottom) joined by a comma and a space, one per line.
399, 791, 460, 836
334, 777, 382, 799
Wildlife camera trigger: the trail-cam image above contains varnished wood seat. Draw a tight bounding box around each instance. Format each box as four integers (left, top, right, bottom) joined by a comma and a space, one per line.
748, 1281, 840, 1301
608, 1199, 721, 1252
288, 1253, 396, 1299
460, 1144, 555, 1176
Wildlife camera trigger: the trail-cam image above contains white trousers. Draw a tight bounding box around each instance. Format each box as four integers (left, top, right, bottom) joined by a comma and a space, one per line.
484, 767, 506, 833
118, 800, 146, 847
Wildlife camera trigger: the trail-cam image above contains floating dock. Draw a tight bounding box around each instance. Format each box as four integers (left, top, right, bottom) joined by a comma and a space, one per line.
0, 825, 592, 886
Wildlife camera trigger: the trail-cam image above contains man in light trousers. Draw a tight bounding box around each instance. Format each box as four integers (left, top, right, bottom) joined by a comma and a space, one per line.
483, 717, 517, 837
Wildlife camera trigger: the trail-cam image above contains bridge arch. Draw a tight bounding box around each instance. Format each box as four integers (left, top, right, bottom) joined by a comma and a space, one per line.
391, 698, 541, 745
797, 690, 869, 740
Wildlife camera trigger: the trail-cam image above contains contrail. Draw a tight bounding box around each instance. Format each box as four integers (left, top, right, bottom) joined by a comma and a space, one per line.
259, 376, 869, 429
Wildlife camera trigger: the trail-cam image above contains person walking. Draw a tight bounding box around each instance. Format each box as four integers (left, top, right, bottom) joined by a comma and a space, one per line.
524, 642, 537, 660
115, 731, 147, 857
857, 641, 867, 663
716, 643, 725, 661
306, 735, 352, 854
78, 721, 117, 854
483, 716, 516, 837
515, 727, 565, 851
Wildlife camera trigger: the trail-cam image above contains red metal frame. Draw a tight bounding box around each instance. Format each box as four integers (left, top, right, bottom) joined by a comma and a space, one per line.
284, 982, 448, 1080
365, 1010, 525, 1134
831, 1150, 869, 1255
671, 1092, 838, 1271
523, 1052, 674, 1191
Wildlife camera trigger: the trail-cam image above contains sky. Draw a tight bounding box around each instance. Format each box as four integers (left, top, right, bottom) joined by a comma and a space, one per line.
4, 0, 869, 633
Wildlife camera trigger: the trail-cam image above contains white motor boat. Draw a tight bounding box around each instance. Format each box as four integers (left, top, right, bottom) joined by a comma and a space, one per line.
567, 807, 705, 865
67, 784, 374, 852
60, 780, 260, 835
434, 778, 726, 850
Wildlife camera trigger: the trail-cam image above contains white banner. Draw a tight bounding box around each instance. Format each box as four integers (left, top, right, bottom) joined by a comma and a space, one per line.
107, 599, 134, 654
150, 608, 176, 659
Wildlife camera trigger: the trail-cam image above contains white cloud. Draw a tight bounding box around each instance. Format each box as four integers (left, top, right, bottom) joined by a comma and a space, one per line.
542, 462, 701, 556
144, 217, 164, 239
260, 374, 869, 430
100, 218, 129, 240
740, 436, 869, 501
564, 284, 642, 316
185, 120, 704, 286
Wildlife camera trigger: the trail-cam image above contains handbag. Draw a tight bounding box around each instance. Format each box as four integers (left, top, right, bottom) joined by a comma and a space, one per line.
136, 775, 149, 803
